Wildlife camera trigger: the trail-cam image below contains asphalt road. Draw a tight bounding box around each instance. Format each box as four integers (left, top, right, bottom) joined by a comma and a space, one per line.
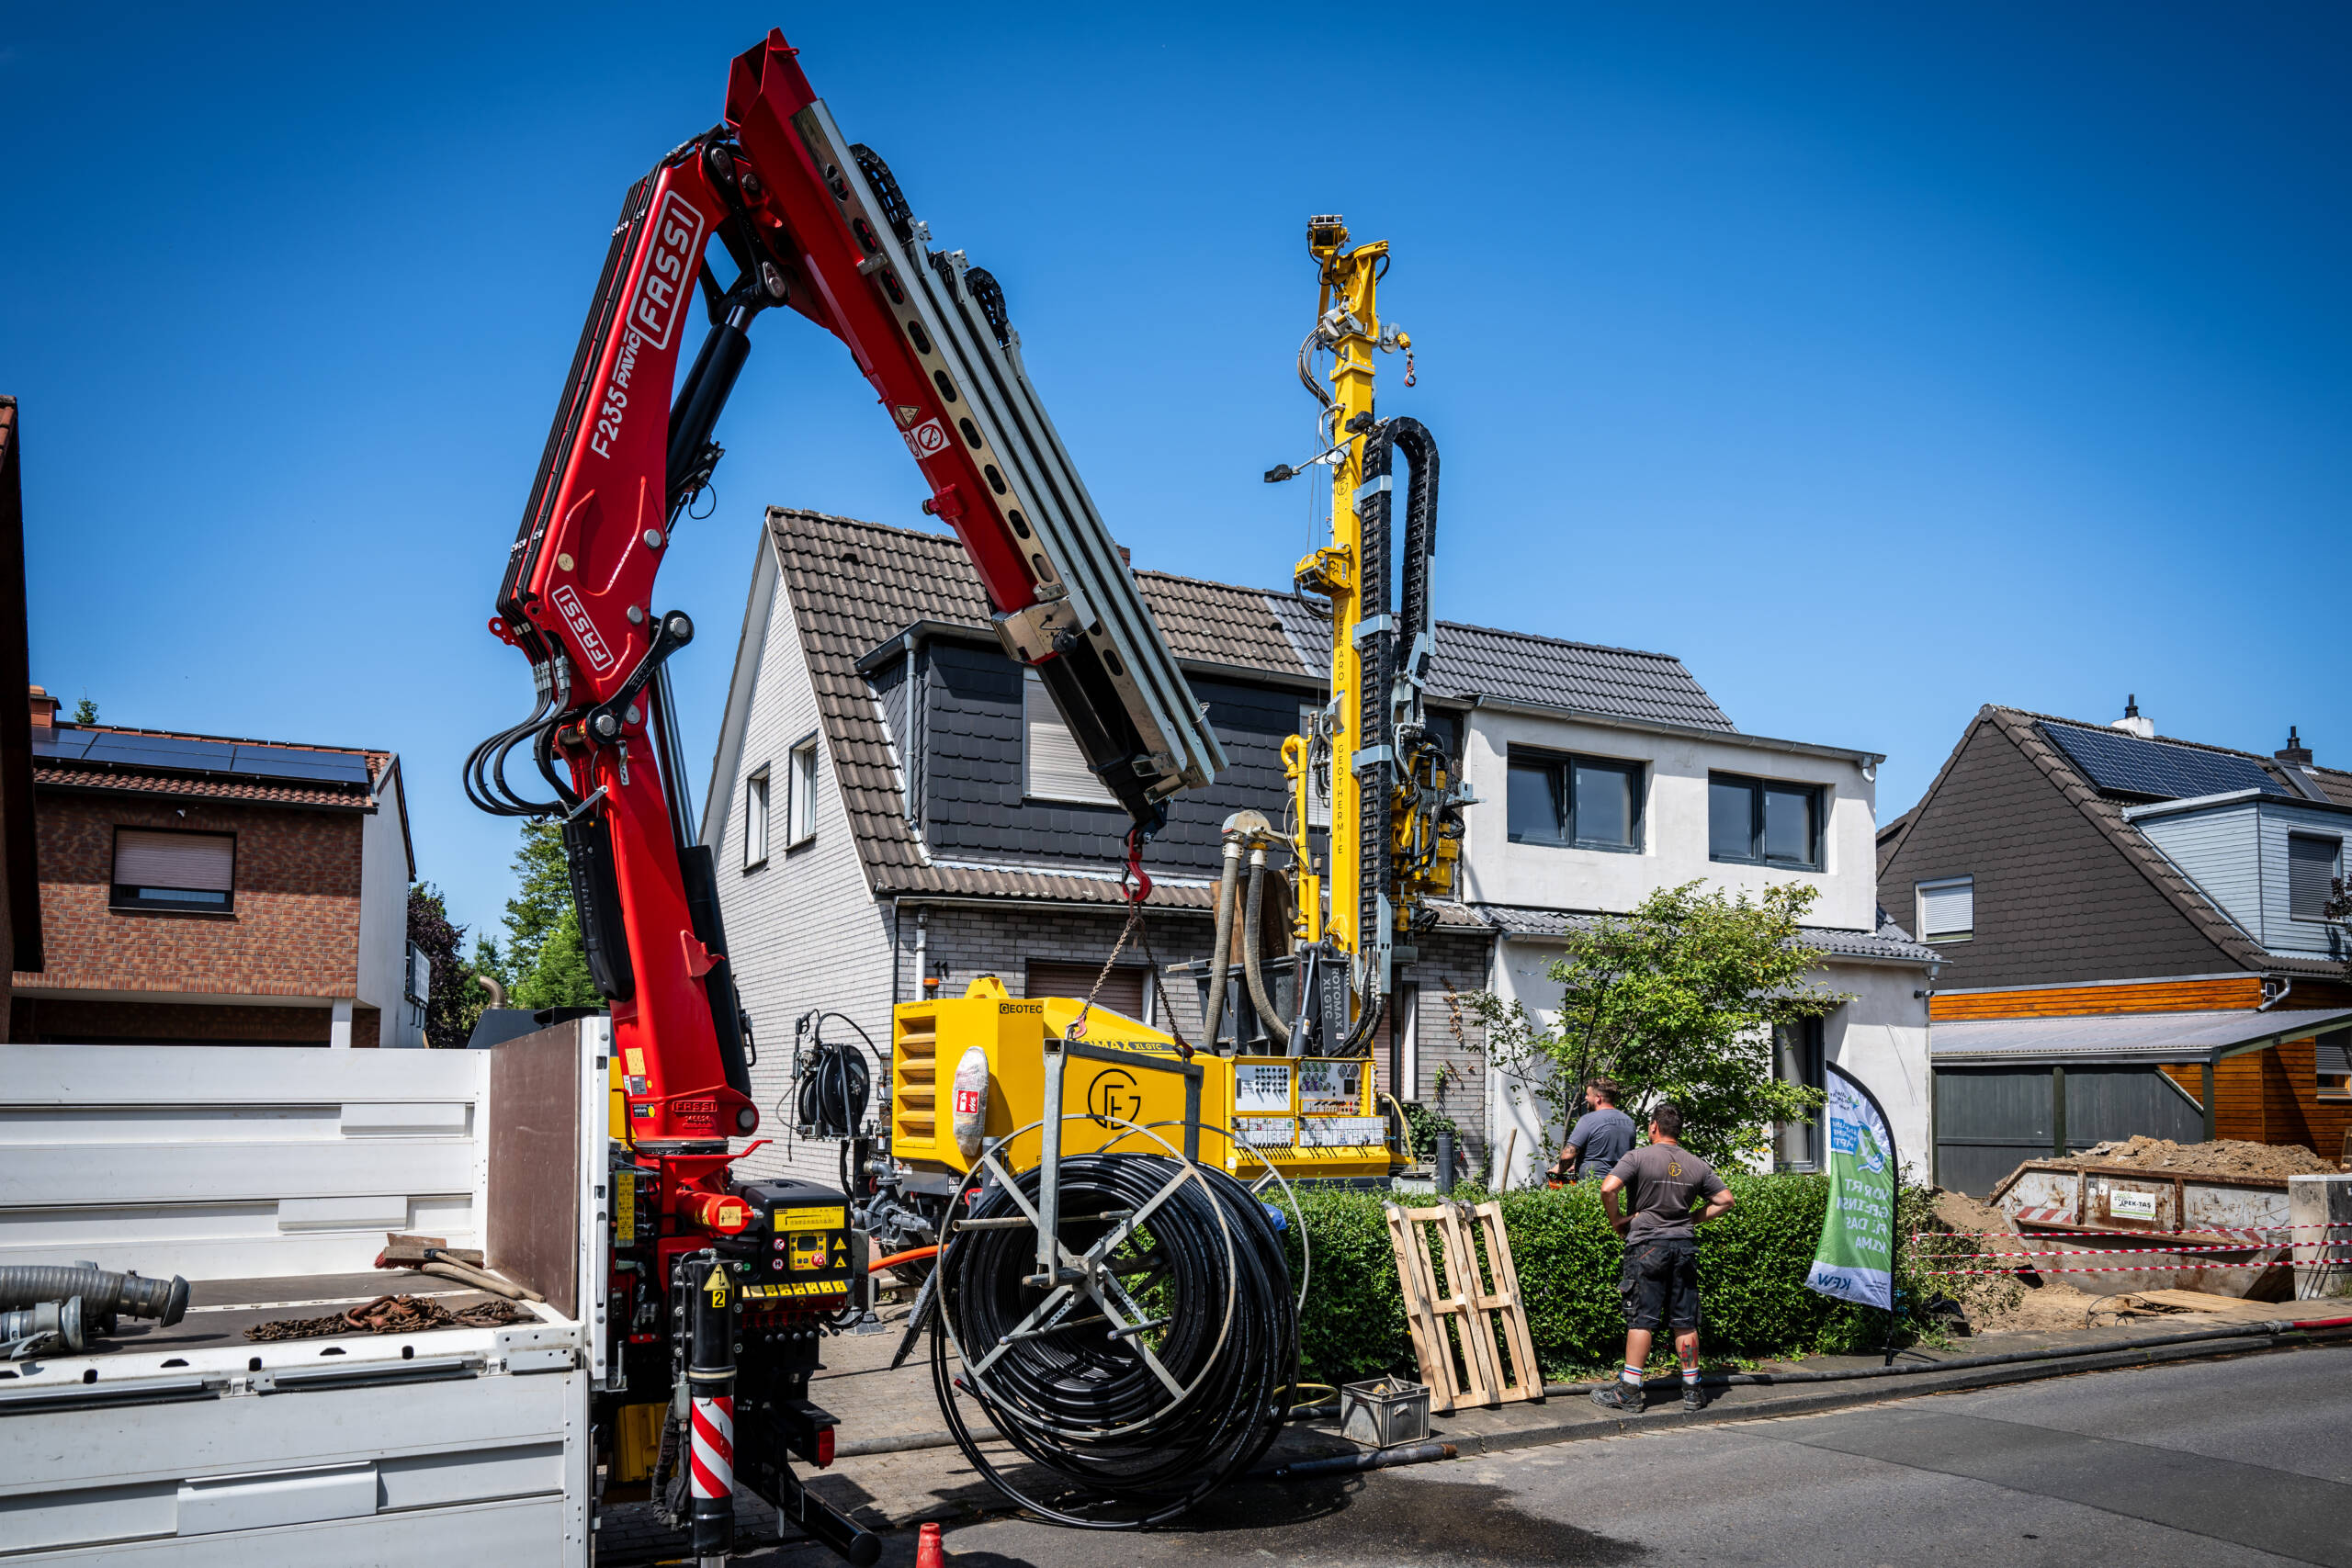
765, 1344, 2352, 1568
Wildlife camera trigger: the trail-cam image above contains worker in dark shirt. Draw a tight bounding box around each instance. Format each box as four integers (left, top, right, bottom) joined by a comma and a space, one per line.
1553, 1077, 1635, 1185
1592, 1103, 1735, 1414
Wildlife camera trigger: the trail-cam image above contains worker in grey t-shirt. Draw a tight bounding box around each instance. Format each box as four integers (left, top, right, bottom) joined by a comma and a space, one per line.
1555, 1077, 1635, 1185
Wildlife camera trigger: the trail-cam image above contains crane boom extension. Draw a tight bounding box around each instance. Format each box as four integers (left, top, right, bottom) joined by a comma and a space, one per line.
478, 28, 1222, 1149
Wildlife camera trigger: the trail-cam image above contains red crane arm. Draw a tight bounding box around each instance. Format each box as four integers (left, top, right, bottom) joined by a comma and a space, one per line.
471, 29, 1222, 1148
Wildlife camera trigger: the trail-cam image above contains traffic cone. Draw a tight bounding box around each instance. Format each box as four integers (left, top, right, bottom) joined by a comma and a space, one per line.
915, 1520, 946, 1568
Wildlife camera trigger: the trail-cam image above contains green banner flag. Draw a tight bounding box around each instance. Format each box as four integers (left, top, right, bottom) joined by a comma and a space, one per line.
1804, 1062, 1896, 1311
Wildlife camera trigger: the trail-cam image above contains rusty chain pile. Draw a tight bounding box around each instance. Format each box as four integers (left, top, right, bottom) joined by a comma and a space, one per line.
245, 1292, 532, 1341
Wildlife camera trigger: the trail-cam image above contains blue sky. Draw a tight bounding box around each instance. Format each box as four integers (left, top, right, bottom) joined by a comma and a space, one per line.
5, 4, 2346, 945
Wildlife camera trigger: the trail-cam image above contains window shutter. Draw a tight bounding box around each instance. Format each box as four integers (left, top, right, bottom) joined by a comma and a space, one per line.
1024, 671, 1116, 806
2288, 834, 2340, 920
1918, 877, 1973, 941
1026, 960, 1147, 1021
2316, 1029, 2351, 1077
115, 829, 233, 891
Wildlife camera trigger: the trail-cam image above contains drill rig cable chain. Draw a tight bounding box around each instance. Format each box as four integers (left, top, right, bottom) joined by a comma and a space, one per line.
927, 1116, 1300, 1529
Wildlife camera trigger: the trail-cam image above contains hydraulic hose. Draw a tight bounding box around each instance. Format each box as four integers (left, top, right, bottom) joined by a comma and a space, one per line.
0, 1266, 187, 1326
933, 1154, 1295, 1529
1241, 848, 1292, 1038
1201, 839, 1243, 1056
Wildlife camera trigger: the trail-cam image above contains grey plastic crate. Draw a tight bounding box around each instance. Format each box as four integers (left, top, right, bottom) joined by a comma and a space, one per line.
1340, 1377, 1430, 1447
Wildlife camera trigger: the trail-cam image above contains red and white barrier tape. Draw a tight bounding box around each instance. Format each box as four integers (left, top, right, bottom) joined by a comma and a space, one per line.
1914, 1259, 2327, 1277
1943, 1243, 2301, 1259
690, 1395, 734, 1499
1921, 1221, 2352, 1242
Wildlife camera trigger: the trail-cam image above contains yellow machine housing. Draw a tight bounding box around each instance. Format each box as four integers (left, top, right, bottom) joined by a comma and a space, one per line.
891, 977, 1390, 1184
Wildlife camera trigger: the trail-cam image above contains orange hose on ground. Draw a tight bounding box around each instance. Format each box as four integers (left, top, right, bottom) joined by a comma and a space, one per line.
870, 1246, 939, 1273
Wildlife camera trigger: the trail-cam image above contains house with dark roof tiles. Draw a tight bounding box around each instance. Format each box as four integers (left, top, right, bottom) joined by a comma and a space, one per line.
706, 508, 1939, 1188
1878, 701, 2352, 1190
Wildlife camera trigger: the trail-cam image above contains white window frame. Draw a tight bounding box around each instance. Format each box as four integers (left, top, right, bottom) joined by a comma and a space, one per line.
743, 766, 771, 870
1917, 875, 1974, 943
787, 734, 820, 847
1023, 670, 1118, 807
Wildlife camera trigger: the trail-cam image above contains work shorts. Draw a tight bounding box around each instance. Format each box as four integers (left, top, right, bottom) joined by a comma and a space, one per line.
1619, 1236, 1700, 1331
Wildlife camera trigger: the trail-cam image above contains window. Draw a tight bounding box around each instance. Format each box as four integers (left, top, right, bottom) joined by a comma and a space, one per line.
1708, 773, 1824, 869
1917, 876, 1974, 943
1023, 670, 1116, 807
1027, 959, 1151, 1025
1505, 750, 1643, 852
1772, 1017, 1825, 1169
112, 828, 235, 911
2318, 1028, 2351, 1101
787, 735, 819, 845
743, 767, 771, 869
1391, 983, 1420, 1100
404, 942, 431, 1007
2289, 833, 2341, 921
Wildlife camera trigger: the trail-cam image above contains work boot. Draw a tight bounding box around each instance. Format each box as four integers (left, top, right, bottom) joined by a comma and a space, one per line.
1590, 1379, 1644, 1415
1681, 1381, 1708, 1413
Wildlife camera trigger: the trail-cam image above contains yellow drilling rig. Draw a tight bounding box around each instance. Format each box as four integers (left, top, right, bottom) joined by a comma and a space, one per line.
880, 215, 1471, 1204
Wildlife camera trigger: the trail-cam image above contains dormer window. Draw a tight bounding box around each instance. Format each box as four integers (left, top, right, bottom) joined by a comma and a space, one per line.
2289, 833, 2341, 921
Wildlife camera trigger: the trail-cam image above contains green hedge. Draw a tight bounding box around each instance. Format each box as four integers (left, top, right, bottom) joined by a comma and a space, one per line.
1275, 1174, 1970, 1385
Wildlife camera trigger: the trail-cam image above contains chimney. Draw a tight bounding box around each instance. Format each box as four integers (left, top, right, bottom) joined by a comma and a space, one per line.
1117, 546, 1132, 568
2111, 694, 2154, 740
28, 684, 58, 730
2276, 725, 2314, 767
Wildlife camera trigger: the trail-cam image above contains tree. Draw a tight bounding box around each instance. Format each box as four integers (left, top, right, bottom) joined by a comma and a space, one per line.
1468, 880, 1850, 1167
72, 697, 96, 725
408, 883, 491, 1048
500, 822, 601, 1012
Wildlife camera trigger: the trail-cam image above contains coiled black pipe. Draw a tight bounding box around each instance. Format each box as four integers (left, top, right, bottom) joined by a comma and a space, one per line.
933, 1154, 1295, 1529
0, 1267, 187, 1325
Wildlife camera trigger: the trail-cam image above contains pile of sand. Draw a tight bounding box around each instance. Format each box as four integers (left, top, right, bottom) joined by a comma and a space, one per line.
1922, 1187, 2121, 1335
2058, 1135, 2337, 1179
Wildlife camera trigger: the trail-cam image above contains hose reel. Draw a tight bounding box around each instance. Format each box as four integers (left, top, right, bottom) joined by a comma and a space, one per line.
927, 1047, 1304, 1529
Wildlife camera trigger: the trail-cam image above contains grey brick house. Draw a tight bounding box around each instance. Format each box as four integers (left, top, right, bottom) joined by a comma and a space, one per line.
704, 508, 1938, 1187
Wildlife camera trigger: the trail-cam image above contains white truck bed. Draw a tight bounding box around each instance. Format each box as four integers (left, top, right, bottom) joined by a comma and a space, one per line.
0, 1025, 611, 1564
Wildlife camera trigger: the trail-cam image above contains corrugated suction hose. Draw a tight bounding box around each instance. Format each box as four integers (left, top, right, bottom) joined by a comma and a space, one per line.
1241, 849, 1293, 1035
0, 1267, 188, 1325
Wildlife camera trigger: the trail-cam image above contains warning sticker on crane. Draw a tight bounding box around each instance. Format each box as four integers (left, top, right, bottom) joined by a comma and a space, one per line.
901, 418, 951, 459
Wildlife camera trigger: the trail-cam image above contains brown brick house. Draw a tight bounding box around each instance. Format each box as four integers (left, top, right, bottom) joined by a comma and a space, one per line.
9, 692, 420, 1047
1879, 702, 2352, 1190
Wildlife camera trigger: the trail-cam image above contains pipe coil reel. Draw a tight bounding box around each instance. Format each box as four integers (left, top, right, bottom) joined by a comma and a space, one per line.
927, 1118, 1302, 1529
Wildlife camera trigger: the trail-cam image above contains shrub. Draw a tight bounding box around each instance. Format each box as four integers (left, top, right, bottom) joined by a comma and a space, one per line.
1275, 1172, 1978, 1385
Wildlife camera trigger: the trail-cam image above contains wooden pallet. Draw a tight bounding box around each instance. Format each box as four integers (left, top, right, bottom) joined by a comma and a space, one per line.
1385, 1199, 1542, 1414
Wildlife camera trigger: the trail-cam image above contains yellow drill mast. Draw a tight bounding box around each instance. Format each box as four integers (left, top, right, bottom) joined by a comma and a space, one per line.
1269, 215, 1469, 1055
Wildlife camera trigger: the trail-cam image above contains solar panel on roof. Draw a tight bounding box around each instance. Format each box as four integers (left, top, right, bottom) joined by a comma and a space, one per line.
230, 747, 372, 784
2041, 723, 2287, 801
30, 729, 96, 760
79, 733, 237, 770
